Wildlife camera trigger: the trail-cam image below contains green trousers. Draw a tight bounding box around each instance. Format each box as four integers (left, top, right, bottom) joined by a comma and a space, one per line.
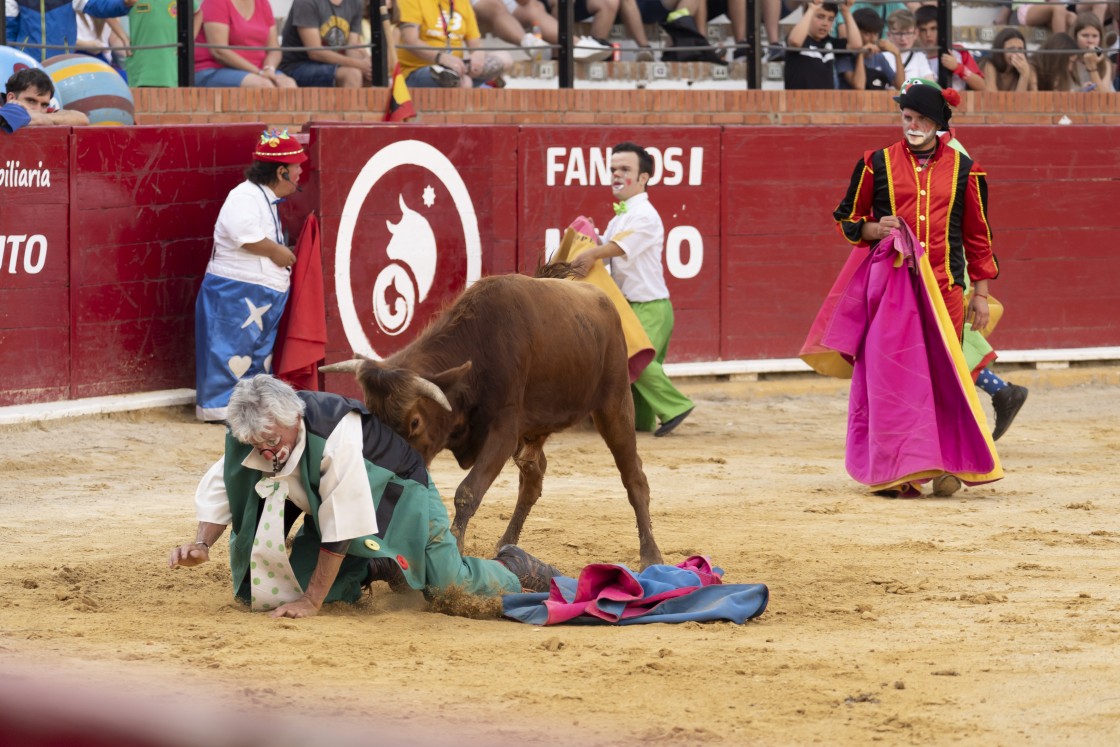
422, 486, 522, 596
630, 299, 695, 432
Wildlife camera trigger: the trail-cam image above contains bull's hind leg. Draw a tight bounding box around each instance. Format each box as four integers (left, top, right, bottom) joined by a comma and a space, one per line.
498, 436, 549, 553
592, 401, 663, 569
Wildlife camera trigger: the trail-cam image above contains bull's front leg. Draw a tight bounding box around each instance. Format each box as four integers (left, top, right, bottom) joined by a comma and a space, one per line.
450, 426, 520, 553
499, 436, 548, 553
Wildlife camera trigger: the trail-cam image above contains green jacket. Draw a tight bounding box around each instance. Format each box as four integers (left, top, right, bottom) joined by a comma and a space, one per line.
222, 392, 436, 604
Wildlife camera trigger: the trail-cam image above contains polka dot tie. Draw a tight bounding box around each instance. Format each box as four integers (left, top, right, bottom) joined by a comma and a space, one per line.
249, 478, 304, 611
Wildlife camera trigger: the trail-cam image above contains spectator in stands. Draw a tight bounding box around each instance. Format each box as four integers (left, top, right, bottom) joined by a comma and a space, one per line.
1071, 11, 1116, 91
694, 0, 748, 62
914, 5, 985, 91
1033, 32, 1082, 91
835, 1, 921, 39
762, 0, 788, 58
837, 7, 905, 89
568, 0, 621, 61
6, 0, 136, 64
982, 27, 1037, 91
1014, 0, 1075, 36
126, 0, 203, 87
882, 9, 933, 81
396, 0, 513, 87
279, 0, 370, 87
784, 0, 861, 90
470, 0, 554, 58
2, 68, 89, 132
195, 0, 296, 88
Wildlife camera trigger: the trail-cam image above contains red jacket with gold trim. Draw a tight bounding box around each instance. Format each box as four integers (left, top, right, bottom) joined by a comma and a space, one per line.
833, 137, 998, 293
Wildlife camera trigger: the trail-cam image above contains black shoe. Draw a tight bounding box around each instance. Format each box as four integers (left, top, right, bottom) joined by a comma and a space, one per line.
365, 556, 408, 592
654, 406, 694, 437
496, 544, 561, 592
991, 384, 1028, 441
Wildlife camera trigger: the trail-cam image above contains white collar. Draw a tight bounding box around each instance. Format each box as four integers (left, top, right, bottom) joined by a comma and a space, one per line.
621, 192, 650, 209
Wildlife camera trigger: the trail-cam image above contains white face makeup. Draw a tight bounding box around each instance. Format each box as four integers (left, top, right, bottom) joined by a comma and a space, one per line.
610, 152, 647, 201
901, 108, 938, 150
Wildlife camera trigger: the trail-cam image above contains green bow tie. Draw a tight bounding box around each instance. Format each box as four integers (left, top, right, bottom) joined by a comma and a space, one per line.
612, 201, 627, 216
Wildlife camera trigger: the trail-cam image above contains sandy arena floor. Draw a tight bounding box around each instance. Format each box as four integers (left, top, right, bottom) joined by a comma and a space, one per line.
1, 366, 1119, 746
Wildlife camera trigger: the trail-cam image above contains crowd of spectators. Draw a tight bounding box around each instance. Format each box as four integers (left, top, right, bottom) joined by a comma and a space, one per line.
3, 0, 1118, 90
781, 0, 1117, 92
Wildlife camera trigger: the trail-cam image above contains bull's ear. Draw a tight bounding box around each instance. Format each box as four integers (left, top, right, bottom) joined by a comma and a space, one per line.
429, 362, 472, 402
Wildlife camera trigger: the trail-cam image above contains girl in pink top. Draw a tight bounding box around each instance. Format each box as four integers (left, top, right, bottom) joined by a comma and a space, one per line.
194, 0, 296, 88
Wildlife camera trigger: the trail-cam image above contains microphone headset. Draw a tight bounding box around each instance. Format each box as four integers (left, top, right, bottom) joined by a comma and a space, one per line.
279, 168, 302, 192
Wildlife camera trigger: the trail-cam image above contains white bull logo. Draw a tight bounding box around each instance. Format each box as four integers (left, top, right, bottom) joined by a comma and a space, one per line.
372, 194, 438, 336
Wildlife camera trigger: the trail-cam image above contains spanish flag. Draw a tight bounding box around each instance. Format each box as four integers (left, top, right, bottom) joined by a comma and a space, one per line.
385, 63, 417, 122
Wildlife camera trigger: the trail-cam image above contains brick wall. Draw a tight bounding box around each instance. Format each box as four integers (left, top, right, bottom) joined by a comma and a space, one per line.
132, 88, 1120, 131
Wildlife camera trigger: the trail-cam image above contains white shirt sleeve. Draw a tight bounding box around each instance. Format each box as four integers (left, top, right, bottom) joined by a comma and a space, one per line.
609, 211, 659, 259
316, 412, 380, 543
219, 189, 271, 247
195, 457, 234, 525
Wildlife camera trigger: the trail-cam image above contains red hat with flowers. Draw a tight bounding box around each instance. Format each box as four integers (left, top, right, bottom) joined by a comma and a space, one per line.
253, 128, 308, 164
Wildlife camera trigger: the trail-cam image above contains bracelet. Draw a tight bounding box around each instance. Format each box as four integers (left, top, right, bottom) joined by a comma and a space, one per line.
380, 12, 390, 21
973, 293, 988, 299
195, 540, 210, 549
320, 547, 346, 558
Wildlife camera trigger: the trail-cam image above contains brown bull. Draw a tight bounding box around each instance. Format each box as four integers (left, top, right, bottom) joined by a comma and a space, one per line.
322, 273, 663, 568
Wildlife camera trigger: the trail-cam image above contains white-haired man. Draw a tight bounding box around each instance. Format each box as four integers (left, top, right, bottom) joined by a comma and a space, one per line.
169, 375, 560, 618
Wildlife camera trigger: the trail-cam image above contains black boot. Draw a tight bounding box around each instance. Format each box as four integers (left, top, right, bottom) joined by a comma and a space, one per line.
992, 384, 1028, 441
495, 545, 562, 592
365, 557, 408, 592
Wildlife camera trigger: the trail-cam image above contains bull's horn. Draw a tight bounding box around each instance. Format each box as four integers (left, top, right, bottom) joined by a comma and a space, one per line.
319, 360, 364, 374
414, 377, 452, 412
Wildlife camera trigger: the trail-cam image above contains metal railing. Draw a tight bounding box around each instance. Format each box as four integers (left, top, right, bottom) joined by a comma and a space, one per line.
1, 0, 1108, 92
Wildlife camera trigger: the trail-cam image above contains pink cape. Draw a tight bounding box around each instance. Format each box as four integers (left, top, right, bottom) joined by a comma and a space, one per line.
800, 224, 1002, 492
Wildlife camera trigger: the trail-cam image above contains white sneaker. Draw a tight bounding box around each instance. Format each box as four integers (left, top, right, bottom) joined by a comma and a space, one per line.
574, 36, 612, 62
520, 33, 550, 61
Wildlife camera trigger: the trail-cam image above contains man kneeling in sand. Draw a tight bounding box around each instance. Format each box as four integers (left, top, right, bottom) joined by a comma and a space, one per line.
168, 375, 559, 618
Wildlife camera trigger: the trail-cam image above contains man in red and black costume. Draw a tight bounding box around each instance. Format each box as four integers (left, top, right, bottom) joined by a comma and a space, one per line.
833, 80, 997, 340
817, 79, 1005, 498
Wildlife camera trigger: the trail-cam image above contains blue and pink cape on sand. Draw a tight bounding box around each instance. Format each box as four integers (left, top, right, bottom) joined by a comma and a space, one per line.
502, 556, 769, 626
799, 223, 1003, 494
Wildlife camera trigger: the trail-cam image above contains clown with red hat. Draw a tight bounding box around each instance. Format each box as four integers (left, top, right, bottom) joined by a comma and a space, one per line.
194, 129, 310, 422
801, 79, 1008, 500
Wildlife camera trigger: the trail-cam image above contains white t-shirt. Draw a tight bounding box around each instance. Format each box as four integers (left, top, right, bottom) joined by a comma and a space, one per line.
195, 412, 380, 543
885, 49, 934, 82
601, 192, 670, 303
205, 180, 291, 292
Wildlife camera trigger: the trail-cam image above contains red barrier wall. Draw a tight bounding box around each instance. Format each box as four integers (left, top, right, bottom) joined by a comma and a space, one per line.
2, 123, 1118, 408
0, 130, 71, 405
68, 125, 266, 399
